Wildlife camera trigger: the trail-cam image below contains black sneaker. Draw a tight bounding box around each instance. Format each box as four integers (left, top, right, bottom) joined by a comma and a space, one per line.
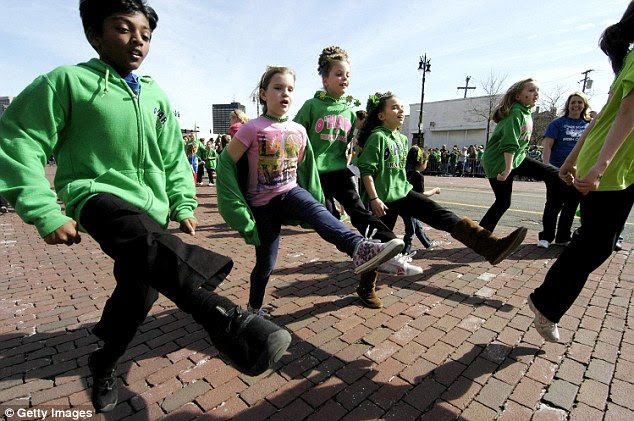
88, 353, 118, 413
206, 305, 291, 376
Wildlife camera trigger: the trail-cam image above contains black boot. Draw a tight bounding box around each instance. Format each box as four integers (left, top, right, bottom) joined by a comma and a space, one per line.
205, 305, 291, 376
88, 350, 118, 413
192, 289, 291, 376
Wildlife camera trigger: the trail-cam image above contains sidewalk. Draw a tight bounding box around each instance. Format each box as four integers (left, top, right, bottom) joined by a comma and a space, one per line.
0, 177, 632, 420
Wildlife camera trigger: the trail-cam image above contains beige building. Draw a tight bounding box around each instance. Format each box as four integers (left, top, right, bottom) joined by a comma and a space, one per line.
405, 95, 502, 150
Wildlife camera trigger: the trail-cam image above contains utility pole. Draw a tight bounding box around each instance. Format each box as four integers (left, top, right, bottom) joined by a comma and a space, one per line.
580, 69, 594, 93
457, 76, 476, 98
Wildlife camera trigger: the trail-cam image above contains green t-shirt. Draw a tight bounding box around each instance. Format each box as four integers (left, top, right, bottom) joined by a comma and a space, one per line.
357, 126, 412, 203
203, 147, 217, 170
294, 91, 356, 174
577, 51, 634, 191
482, 102, 533, 178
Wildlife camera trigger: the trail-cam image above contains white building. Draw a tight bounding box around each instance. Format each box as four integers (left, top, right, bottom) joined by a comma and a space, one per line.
405, 94, 501, 150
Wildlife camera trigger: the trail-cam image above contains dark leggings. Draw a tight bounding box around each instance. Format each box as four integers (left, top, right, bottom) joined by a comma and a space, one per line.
480, 157, 564, 232
531, 184, 633, 323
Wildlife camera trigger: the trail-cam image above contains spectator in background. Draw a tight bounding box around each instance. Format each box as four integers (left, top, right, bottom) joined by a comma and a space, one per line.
538, 92, 591, 248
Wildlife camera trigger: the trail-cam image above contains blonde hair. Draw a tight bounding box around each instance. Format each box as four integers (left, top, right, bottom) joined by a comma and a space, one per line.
230, 109, 248, 124
491, 78, 536, 123
258, 66, 296, 114
317, 46, 350, 77
563, 91, 592, 121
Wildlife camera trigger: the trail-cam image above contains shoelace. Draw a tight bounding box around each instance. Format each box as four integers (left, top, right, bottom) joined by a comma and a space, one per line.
363, 227, 381, 243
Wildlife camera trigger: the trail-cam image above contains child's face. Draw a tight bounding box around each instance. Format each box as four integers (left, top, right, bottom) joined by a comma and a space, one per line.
322, 60, 350, 98
515, 81, 539, 107
87, 12, 152, 76
260, 72, 294, 118
378, 97, 405, 131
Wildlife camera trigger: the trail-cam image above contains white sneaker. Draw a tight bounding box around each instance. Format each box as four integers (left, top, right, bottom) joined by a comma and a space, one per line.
537, 240, 550, 249
377, 253, 424, 276
527, 296, 559, 342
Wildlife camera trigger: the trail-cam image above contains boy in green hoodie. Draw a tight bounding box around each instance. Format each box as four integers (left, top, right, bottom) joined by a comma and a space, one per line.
0, 0, 290, 413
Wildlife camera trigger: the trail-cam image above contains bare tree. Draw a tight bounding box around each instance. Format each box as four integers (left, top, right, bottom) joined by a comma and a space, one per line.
531, 85, 566, 145
469, 70, 507, 144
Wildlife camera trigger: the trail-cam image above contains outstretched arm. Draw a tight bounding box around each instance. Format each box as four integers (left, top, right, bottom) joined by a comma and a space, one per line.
575, 90, 634, 194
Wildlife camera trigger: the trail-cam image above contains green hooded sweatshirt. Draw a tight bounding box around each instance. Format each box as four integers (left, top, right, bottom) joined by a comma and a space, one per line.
294, 91, 357, 174
357, 126, 412, 204
0, 58, 196, 237
481, 102, 533, 178
216, 139, 324, 246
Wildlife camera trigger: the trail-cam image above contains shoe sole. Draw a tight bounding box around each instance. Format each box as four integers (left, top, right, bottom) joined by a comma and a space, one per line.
489, 227, 527, 265
354, 239, 404, 275
527, 296, 559, 343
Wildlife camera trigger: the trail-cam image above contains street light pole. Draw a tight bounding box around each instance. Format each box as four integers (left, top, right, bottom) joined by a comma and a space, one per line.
417, 54, 431, 147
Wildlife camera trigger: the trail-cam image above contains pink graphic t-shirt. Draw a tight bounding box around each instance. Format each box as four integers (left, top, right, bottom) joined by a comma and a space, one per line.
235, 116, 306, 207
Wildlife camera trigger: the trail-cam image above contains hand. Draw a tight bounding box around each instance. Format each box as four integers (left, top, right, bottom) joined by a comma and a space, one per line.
180, 218, 197, 236
432, 187, 441, 195
559, 161, 577, 186
44, 221, 81, 246
370, 198, 388, 217
496, 169, 511, 182
574, 165, 602, 195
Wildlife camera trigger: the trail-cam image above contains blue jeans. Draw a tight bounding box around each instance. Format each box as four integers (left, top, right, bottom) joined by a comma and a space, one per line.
250, 186, 362, 309
402, 216, 433, 254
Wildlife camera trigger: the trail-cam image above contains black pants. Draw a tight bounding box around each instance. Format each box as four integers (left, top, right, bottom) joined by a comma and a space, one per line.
381, 190, 461, 233
530, 184, 633, 323
80, 193, 233, 356
319, 169, 396, 242
480, 157, 564, 232
197, 165, 205, 184
207, 168, 215, 184
0, 195, 8, 208
540, 184, 582, 243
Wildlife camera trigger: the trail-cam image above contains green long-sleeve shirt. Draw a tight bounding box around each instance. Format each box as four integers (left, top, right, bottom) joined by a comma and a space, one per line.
294, 91, 356, 174
0, 58, 196, 237
357, 126, 412, 203
482, 102, 533, 178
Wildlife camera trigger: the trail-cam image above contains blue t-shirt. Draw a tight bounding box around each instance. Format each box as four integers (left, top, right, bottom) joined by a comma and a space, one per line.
543, 116, 589, 167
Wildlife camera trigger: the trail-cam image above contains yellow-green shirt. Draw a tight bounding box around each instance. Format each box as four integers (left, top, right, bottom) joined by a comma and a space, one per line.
577, 50, 634, 191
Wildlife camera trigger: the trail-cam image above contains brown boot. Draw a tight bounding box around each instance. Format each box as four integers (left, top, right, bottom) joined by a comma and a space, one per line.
357, 270, 382, 308
451, 218, 527, 265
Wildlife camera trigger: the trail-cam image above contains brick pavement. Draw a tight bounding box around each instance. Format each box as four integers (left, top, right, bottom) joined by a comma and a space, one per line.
0, 175, 632, 420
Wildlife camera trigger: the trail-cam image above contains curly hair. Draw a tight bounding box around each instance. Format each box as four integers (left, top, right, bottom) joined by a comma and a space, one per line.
491, 78, 536, 123
357, 92, 395, 148
317, 46, 350, 77
600, 1, 634, 74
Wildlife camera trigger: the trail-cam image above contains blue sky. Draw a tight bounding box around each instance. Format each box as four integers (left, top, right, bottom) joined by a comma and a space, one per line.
0, 1, 627, 135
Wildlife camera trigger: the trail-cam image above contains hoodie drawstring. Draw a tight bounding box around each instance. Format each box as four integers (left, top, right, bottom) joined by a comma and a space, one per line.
102, 67, 109, 96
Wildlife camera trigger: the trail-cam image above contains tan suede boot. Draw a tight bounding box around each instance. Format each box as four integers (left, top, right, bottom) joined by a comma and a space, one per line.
451, 218, 527, 265
357, 270, 382, 308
